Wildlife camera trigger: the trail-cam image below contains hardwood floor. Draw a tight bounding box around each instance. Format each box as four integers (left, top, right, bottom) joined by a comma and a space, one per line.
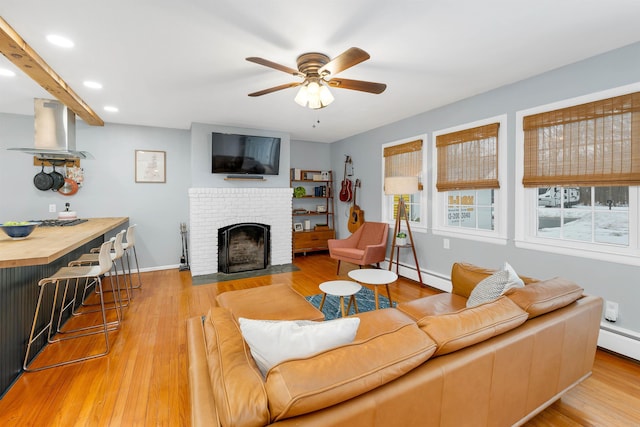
1, 253, 639, 426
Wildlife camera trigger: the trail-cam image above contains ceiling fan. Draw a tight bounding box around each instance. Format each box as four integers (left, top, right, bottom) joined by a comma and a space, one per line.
246, 47, 386, 109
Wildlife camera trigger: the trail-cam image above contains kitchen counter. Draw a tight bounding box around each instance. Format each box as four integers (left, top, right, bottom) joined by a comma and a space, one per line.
0, 217, 128, 268
0, 216, 129, 398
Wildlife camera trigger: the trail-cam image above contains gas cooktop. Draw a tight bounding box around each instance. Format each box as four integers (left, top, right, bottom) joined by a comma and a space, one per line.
32, 218, 89, 227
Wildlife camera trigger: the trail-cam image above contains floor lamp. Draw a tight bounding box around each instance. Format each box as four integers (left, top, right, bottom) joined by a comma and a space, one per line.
385, 176, 423, 286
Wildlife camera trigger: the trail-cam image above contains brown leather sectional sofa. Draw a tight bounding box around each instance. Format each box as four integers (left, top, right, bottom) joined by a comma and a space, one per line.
187, 262, 603, 426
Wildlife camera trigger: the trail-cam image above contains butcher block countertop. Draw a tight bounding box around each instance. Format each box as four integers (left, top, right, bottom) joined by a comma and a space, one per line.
0, 217, 128, 268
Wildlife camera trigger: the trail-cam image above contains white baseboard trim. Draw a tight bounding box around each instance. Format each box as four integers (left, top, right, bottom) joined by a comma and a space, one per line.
598, 324, 640, 361
382, 260, 452, 292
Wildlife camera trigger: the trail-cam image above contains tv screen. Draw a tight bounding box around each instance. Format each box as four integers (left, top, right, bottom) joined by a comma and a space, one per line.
211, 132, 281, 176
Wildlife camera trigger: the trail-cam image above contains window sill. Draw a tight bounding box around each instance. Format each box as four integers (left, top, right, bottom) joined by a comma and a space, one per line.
514, 238, 640, 266
432, 227, 507, 245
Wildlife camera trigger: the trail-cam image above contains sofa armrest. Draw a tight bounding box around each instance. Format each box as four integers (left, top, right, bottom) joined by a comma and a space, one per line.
187, 317, 220, 427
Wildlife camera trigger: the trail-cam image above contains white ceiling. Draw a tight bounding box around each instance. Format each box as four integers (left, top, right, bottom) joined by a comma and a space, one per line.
1, 0, 640, 143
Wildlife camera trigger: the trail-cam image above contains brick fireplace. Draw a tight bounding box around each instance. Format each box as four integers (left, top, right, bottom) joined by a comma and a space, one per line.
188, 187, 293, 276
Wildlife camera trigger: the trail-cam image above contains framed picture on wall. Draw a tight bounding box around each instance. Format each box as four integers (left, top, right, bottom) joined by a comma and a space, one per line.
135, 150, 166, 183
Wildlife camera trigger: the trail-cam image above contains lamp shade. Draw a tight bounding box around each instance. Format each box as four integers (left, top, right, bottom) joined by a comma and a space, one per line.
384, 176, 419, 195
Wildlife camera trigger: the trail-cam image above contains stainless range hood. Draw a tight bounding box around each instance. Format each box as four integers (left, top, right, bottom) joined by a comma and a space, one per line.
8, 98, 93, 160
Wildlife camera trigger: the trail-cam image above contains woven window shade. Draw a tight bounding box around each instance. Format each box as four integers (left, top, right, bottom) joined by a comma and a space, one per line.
384, 139, 423, 189
523, 92, 640, 187
436, 123, 500, 191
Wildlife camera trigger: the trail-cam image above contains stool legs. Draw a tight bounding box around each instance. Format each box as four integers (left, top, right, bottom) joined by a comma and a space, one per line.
24, 276, 111, 372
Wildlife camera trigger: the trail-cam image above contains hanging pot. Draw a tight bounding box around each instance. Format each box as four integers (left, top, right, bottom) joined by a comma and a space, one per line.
49, 165, 65, 191
34, 163, 54, 191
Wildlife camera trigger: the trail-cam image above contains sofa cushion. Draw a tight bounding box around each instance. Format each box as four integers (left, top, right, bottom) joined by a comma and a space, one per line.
203, 307, 269, 427
397, 292, 468, 319
466, 270, 510, 307
450, 262, 537, 298
417, 296, 528, 356
265, 308, 437, 422
504, 277, 584, 318
238, 317, 360, 377
216, 283, 324, 321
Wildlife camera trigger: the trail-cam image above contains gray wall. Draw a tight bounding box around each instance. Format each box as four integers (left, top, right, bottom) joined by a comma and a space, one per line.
329, 41, 640, 335
1, 41, 639, 339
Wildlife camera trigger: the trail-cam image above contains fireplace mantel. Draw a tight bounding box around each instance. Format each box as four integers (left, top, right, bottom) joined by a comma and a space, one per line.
188, 187, 292, 276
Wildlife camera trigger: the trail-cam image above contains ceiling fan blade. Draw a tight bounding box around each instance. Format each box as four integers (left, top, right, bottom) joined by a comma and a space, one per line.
319, 47, 370, 76
248, 82, 302, 97
246, 57, 303, 77
327, 78, 387, 94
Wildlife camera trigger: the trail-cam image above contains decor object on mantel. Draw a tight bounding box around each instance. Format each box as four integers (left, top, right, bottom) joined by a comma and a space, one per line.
246, 47, 386, 110
385, 176, 423, 286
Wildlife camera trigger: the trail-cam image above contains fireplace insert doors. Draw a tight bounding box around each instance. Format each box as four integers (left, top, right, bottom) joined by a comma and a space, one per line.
218, 223, 270, 274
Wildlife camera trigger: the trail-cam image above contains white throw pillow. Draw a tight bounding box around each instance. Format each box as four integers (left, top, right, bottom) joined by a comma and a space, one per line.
466, 270, 509, 308
239, 317, 360, 377
502, 261, 525, 294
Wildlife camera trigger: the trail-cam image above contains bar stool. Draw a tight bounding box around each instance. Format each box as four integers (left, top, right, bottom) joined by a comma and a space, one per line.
71, 230, 130, 311
23, 240, 115, 371
122, 224, 142, 290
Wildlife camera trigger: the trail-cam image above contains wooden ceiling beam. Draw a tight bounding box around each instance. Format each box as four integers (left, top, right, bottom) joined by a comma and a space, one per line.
0, 16, 103, 126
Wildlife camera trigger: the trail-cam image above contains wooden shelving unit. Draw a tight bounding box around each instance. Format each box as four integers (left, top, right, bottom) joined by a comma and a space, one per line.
290, 168, 335, 255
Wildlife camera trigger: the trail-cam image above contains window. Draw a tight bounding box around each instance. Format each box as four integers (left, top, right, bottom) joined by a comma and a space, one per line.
381, 136, 425, 229
432, 115, 508, 243
515, 84, 640, 264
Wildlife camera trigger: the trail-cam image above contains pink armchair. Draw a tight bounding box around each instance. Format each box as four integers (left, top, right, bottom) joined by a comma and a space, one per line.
328, 222, 389, 274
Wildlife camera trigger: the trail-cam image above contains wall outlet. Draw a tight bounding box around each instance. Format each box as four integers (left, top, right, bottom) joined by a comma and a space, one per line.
604, 300, 619, 322
443, 238, 450, 249
48, 204, 56, 213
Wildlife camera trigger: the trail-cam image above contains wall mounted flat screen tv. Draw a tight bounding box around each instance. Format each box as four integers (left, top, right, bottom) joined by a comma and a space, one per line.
211, 132, 281, 175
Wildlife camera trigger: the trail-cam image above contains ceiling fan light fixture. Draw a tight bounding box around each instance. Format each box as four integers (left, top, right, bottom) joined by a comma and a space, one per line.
294, 84, 309, 106
294, 80, 334, 109
319, 84, 334, 106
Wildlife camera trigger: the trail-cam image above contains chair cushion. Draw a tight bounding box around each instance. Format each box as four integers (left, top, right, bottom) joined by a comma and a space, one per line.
417, 296, 528, 356
330, 247, 365, 262
355, 223, 387, 250
504, 277, 584, 318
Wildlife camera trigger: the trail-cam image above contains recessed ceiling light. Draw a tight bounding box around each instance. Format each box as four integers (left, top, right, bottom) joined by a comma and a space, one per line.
83, 81, 103, 89
46, 34, 74, 48
0, 68, 16, 77
104, 106, 119, 112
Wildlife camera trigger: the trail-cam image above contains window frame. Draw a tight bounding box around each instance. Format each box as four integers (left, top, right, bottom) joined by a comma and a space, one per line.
431, 115, 508, 244
381, 134, 428, 232
515, 83, 640, 265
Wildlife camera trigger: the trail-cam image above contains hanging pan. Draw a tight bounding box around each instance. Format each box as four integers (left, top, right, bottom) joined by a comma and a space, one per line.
49, 165, 65, 191
34, 163, 54, 191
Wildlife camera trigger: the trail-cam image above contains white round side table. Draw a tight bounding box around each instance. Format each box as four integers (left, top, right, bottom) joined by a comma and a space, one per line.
348, 269, 398, 310
318, 280, 362, 317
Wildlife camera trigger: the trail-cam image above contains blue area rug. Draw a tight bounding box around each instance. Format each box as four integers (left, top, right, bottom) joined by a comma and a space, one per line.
306, 286, 396, 320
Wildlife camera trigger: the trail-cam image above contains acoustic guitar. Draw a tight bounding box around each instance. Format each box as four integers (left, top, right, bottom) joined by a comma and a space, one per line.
348, 179, 365, 233
339, 155, 353, 202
